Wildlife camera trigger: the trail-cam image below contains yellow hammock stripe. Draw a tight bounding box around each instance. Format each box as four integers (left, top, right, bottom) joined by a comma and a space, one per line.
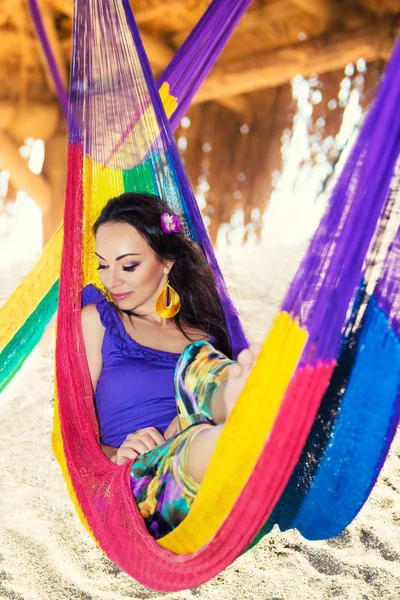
51, 82, 178, 546
52, 311, 306, 553
4, 80, 305, 558
158, 312, 307, 553
52, 372, 97, 544
82, 155, 125, 288
0, 226, 63, 352
158, 82, 178, 119
51, 154, 124, 543
0, 82, 177, 347
105, 82, 178, 169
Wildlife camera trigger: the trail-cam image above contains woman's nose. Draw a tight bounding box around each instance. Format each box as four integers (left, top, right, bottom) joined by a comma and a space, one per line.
107, 268, 124, 289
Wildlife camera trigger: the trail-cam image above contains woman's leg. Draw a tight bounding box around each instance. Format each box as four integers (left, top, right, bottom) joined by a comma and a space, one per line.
130, 342, 260, 538
130, 423, 211, 538
174, 341, 234, 430
129, 343, 232, 539
181, 343, 261, 484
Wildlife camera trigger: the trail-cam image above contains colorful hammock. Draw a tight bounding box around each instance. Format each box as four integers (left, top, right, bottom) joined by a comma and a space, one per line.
50, 0, 400, 590
0, 0, 252, 392
2, 0, 399, 591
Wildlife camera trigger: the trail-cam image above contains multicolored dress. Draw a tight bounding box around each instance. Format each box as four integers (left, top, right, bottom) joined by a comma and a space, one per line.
82, 285, 232, 539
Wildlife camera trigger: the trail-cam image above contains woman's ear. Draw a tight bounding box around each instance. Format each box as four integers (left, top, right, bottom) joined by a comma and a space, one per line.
163, 259, 175, 275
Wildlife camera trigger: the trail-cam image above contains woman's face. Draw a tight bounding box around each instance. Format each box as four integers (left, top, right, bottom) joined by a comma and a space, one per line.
95, 222, 172, 314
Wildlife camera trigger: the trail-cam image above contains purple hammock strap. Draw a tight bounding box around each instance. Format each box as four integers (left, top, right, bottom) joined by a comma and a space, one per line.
29, 0, 253, 131
282, 36, 400, 363
28, 0, 69, 120
163, 0, 253, 130
121, 0, 248, 357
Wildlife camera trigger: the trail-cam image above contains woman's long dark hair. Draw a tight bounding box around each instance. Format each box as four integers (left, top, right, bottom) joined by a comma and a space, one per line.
93, 193, 231, 357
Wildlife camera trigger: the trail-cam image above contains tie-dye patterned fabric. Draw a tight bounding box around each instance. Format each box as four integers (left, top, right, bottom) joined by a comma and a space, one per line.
130, 341, 233, 539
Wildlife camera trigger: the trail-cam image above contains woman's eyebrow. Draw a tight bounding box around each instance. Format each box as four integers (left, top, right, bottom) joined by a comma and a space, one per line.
94, 252, 141, 261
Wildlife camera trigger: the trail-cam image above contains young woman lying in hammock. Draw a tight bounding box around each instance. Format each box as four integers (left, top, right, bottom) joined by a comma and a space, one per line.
81, 193, 260, 539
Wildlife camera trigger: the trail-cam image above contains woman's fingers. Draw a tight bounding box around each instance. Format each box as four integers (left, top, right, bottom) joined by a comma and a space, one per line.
118, 428, 165, 465
126, 428, 164, 448
127, 434, 157, 453
129, 440, 150, 455
145, 428, 165, 446
116, 447, 138, 465
128, 434, 154, 452
141, 433, 157, 450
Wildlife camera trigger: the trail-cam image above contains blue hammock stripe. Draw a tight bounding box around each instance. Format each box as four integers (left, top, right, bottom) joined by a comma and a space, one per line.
0, 281, 59, 393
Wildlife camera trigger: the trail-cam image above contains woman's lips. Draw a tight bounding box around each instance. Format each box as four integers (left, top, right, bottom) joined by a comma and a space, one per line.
111, 292, 133, 301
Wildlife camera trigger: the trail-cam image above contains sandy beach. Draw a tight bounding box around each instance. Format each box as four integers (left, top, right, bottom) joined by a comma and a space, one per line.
1, 237, 399, 600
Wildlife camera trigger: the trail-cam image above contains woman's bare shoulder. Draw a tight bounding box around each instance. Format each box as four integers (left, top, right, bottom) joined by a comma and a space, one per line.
81, 303, 105, 338
80, 304, 105, 391
81, 302, 101, 319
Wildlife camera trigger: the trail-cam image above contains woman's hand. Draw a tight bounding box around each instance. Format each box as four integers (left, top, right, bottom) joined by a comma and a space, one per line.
115, 427, 165, 465
164, 415, 179, 440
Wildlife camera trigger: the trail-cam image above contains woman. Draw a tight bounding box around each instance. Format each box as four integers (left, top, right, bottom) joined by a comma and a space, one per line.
81, 192, 260, 538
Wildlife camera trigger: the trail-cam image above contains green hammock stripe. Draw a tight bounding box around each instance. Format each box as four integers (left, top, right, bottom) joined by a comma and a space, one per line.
164, 149, 198, 243
123, 161, 157, 194
123, 153, 199, 245
0, 281, 59, 393
3, 156, 177, 393
1, 161, 154, 393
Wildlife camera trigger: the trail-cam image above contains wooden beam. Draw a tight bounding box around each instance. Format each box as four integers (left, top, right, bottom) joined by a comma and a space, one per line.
0, 101, 59, 142
192, 21, 396, 104
140, 30, 174, 69
359, 0, 400, 16
49, 0, 73, 17
7, 103, 60, 143
238, 0, 299, 32
41, 131, 66, 243
60, 28, 245, 114
171, 0, 297, 49
289, 0, 336, 21
0, 131, 52, 214
0, 101, 16, 130
217, 95, 247, 114
133, 1, 189, 25
0, 31, 38, 67
0, 65, 49, 104
49, 0, 195, 28
35, 0, 69, 91
60, 30, 174, 72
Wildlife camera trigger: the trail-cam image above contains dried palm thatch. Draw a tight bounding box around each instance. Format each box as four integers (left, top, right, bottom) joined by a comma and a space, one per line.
0, 0, 399, 242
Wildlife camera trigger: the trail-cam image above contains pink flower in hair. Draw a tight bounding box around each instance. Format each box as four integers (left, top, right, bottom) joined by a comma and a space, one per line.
160, 212, 181, 234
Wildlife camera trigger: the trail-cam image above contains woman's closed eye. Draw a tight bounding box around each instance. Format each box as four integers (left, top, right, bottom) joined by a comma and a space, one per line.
123, 264, 139, 272
96, 263, 140, 271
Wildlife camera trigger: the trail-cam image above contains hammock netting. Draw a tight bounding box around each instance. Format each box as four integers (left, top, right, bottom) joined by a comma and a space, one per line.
0, 0, 252, 391
0, 0, 399, 592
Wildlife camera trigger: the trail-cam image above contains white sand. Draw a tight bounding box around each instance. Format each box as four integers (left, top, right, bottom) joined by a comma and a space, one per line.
1, 239, 399, 600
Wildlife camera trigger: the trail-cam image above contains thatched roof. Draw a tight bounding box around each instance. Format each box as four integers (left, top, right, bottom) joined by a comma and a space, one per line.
0, 0, 399, 244
0, 0, 399, 112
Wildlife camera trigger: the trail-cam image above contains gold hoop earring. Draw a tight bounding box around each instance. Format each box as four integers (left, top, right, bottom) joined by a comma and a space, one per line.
155, 279, 181, 319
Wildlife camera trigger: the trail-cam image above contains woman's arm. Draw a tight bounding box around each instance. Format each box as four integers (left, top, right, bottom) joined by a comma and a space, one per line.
101, 427, 166, 465
81, 305, 113, 460
113, 428, 165, 465
164, 415, 179, 439
81, 306, 168, 465
80, 303, 105, 393
101, 443, 118, 463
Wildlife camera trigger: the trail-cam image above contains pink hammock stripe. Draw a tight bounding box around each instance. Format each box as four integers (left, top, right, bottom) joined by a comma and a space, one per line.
54, 0, 400, 589
58, 164, 335, 587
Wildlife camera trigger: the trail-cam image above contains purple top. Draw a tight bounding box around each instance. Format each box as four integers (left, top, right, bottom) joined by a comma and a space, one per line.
82, 285, 180, 447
